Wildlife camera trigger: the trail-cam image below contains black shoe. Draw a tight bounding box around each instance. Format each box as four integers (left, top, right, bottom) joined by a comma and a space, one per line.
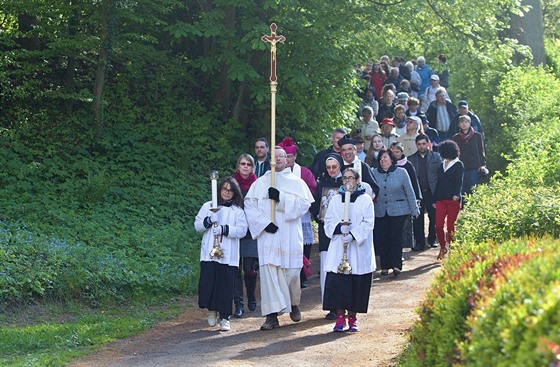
325, 310, 337, 320
381, 270, 389, 276
260, 314, 279, 330
431, 243, 439, 248
234, 306, 244, 318
411, 246, 424, 252
248, 300, 257, 311
290, 305, 301, 322
393, 267, 401, 277
301, 280, 308, 289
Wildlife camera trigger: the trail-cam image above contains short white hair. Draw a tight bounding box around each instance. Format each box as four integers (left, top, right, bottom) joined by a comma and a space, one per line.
417, 56, 426, 63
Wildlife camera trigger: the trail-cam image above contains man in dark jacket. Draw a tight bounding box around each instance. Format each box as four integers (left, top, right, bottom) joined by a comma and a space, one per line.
254, 137, 271, 177
426, 89, 457, 141
450, 100, 484, 137
408, 134, 442, 249
310, 128, 347, 181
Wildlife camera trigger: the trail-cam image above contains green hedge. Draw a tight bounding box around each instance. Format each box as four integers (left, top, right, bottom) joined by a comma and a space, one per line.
400, 238, 560, 367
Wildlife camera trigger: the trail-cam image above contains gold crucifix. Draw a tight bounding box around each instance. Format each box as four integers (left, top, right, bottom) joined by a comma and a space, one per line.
261, 23, 285, 222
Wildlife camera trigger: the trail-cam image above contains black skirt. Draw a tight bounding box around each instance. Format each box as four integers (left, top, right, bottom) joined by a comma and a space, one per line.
322, 272, 373, 313
198, 261, 237, 315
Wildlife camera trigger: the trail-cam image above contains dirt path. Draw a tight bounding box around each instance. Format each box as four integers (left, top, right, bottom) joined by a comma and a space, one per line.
70, 246, 441, 367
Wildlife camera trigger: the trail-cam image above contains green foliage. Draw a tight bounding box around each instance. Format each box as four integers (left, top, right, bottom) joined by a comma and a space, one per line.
459, 243, 560, 367
485, 66, 560, 172
456, 183, 560, 244
400, 239, 560, 367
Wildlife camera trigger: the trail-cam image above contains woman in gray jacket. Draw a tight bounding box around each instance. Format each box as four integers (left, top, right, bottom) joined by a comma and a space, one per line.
372, 149, 420, 276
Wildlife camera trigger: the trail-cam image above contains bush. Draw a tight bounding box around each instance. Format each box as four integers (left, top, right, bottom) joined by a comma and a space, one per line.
400, 239, 560, 367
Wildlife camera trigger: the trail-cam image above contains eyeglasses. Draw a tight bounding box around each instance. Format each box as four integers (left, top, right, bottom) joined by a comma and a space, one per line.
239, 162, 253, 166
326, 165, 339, 170
342, 176, 357, 181
221, 187, 234, 194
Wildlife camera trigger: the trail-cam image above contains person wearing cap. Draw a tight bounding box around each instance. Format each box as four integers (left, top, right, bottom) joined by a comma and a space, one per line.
416, 56, 433, 96
352, 106, 380, 153
278, 137, 317, 289
310, 127, 347, 181
426, 88, 458, 141
310, 153, 344, 321
424, 74, 450, 106
451, 115, 487, 196
338, 136, 380, 199
397, 116, 422, 157
244, 146, 314, 330
451, 100, 484, 137
378, 117, 399, 149
396, 91, 410, 110
354, 136, 367, 162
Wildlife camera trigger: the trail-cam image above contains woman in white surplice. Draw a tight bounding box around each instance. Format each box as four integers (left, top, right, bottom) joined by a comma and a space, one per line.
323, 168, 375, 332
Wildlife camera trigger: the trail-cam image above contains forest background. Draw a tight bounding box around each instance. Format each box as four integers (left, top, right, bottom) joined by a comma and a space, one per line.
1, 0, 560, 365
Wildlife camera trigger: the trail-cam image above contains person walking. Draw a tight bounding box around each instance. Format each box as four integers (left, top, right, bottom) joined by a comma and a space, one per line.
451, 115, 487, 196
194, 176, 248, 331
244, 147, 314, 330
372, 150, 419, 276
310, 154, 344, 320
408, 135, 442, 250
232, 154, 259, 317
323, 168, 375, 332
433, 140, 464, 260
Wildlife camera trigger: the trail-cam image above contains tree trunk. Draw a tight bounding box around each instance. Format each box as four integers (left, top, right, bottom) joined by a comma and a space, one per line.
214, 6, 236, 119
93, 0, 111, 129
510, 0, 546, 66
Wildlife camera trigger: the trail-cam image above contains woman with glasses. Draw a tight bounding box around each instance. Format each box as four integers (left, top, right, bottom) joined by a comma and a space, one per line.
232, 154, 258, 318
372, 149, 420, 277
194, 176, 247, 331
322, 168, 375, 332
310, 153, 344, 320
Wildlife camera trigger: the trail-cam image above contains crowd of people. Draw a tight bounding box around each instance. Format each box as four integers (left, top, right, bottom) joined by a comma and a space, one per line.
193, 54, 489, 333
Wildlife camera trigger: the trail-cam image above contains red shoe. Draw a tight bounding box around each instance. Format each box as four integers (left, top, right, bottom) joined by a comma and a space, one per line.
333, 314, 346, 332
348, 316, 358, 332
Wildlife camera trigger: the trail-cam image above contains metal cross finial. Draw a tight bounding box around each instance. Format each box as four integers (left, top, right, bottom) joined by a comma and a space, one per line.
261, 23, 286, 82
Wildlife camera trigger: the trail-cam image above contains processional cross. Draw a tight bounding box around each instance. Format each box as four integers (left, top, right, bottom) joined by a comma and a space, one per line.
262, 23, 285, 222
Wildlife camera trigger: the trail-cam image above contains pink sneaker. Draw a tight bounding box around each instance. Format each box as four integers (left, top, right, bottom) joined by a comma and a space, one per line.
348, 316, 358, 332
333, 314, 346, 332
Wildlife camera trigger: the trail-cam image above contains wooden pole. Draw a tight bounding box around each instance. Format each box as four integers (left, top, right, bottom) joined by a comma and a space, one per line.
262, 23, 285, 223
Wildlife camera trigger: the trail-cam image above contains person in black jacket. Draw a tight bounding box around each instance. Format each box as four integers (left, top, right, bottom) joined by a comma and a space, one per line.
310, 153, 344, 320
432, 140, 464, 260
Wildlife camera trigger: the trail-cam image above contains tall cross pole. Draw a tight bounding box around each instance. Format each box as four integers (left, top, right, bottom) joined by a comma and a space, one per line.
262, 23, 285, 222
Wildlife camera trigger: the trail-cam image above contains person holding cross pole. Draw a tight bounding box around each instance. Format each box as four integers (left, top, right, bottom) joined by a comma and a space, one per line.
244, 146, 314, 330
244, 24, 313, 331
